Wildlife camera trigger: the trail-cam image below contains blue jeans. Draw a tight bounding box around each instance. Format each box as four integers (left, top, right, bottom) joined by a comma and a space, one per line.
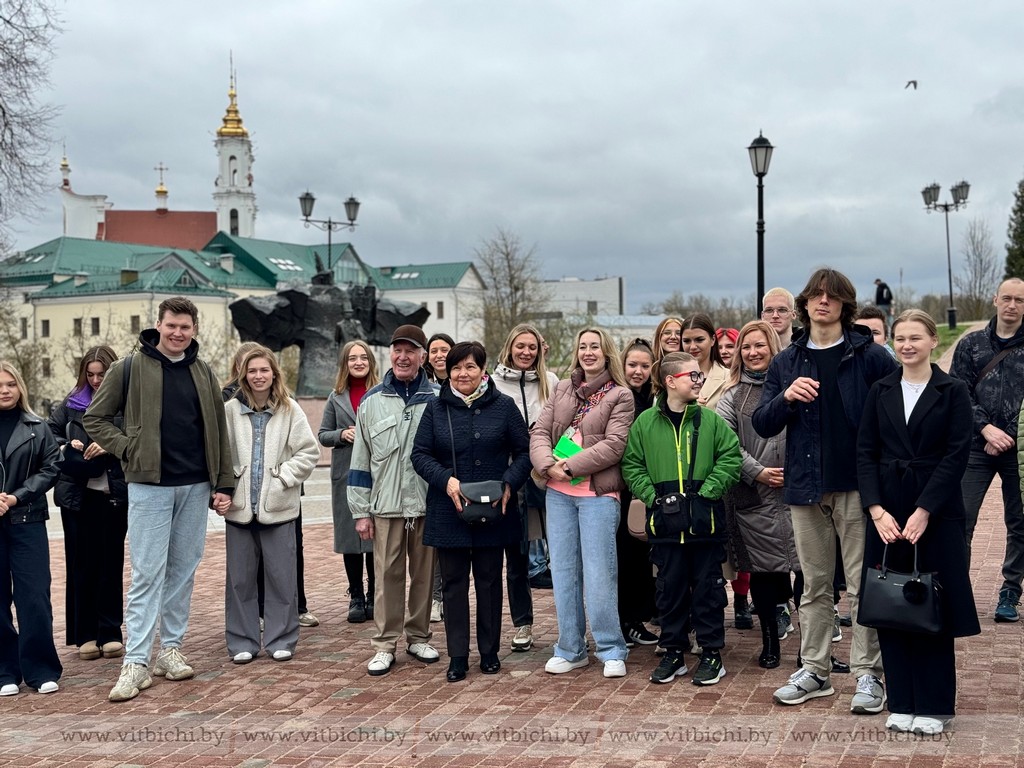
545, 489, 627, 663
961, 448, 1024, 595
124, 482, 211, 665
528, 539, 549, 579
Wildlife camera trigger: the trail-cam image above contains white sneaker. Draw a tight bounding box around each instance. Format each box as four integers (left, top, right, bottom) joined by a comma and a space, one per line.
272, 650, 293, 661
232, 652, 254, 664
603, 660, 627, 678
430, 600, 443, 623
911, 716, 950, 735
37, 681, 59, 694
0, 683, 18, 696
545, 656, 590, 674
407, 643, 440, 663
367, 651, 395, 676
886, 714, 915, 732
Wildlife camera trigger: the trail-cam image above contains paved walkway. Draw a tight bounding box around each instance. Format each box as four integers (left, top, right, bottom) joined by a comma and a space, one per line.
6, 328, 1022, 767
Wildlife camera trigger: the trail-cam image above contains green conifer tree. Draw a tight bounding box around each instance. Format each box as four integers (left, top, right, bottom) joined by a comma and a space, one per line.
1005, 175, 1024, 279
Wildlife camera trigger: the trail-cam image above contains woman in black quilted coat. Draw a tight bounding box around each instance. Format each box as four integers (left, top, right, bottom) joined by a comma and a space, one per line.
411, 341, 532, 682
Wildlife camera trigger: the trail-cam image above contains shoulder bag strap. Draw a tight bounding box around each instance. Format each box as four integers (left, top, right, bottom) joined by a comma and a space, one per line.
445, 406, 459, 480
686, 408, 701, 484
974, 347, 1013, 392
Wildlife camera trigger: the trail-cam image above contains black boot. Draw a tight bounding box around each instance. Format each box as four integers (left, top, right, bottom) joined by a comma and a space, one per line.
347, 593, 367, 624
447, 656, 469, 682
365, 593, 374, 620
758, 613, 780, 668
734, 593, 754, 630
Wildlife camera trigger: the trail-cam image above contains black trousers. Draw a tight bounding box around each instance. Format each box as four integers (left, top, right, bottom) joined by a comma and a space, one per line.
439, 546, 504, 658
616, 500, 655, 624
750, 571, 793, 629
504, 542, 533, 627
878, 628, 956, 717
650, 540, 727, 652
0, 519, 62, 688
60, 491, 128, 646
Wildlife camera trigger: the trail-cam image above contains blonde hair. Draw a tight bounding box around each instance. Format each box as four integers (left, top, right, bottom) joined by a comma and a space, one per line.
0, 360, 33, 414
891, 308, 938, 338
726, 320, 782, 388
573, 327, 628, 387
653, 316, 685, 360
498, 323, 552, 402
235, 346, 292, 412
334, 340, 380, 394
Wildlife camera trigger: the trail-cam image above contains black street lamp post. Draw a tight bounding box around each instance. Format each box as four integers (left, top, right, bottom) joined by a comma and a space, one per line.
299, 191, 360, 272
921, 180, 969, 330
748, 132, 774, 316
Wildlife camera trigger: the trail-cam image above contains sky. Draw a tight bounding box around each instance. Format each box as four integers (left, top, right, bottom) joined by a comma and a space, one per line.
9, 1, 1024, 313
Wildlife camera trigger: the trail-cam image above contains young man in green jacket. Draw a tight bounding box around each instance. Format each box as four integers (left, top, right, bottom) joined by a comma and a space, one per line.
621, 352, 741, 686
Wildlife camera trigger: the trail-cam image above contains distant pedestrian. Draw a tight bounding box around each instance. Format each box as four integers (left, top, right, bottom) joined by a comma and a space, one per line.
873, 279, 894, 326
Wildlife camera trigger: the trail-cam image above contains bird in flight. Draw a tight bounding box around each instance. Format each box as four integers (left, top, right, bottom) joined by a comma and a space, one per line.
905, 80, 918, 90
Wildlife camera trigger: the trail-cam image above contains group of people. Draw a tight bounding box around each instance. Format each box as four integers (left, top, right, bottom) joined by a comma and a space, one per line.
2, 272, 1022, 737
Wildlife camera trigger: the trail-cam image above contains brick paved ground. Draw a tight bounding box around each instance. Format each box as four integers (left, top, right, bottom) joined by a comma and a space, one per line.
4, 333, 1023, 767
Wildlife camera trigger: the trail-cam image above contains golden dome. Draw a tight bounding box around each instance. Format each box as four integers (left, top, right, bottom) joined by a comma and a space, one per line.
217, 78, 248, 137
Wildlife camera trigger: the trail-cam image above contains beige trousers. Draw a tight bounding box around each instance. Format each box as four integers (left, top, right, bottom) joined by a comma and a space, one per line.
370, 516, 434, 653
790, 491, 882, 680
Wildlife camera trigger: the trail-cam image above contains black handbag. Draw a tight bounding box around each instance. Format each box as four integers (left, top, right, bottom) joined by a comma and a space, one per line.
646, 409, 726, 541
445, 407, 503, 525
60, 421, 106, 480
858, 544, 943, 634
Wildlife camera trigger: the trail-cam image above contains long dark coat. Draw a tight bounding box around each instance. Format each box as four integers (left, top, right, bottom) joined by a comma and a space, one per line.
856, 365, 981, 638
318, 389, 373, 555
412, 378, 531, 549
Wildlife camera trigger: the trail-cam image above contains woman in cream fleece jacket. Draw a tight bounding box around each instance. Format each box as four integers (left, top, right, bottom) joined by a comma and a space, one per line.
221, 346, 319, 664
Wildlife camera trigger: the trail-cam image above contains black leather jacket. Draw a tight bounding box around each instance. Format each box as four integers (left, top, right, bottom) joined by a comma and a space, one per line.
1, 410, 62, 524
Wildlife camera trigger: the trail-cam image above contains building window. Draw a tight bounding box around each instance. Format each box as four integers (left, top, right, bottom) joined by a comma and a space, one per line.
19, 317, 27, 339
230, 208, 239, 236
42, 358, 51, 378
130, 315, 141, 334
73, 318, 82, 337
91, 317, 100, 336
40, 319, 50, 337
587, 300, 598, 315
436, 301, 445, 320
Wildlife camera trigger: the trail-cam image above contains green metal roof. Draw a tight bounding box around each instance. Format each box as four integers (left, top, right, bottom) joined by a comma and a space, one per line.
205, 232, 372, 287
0, 236, 271, 292
31, 268, 235, 298
367, 262, 474, 290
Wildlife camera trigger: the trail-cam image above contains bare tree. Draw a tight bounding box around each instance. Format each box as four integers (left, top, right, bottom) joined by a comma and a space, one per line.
954, 218, 1000, 321
0, 0, 62, 245
640, 291, 757, 329
470, 227, 552, 354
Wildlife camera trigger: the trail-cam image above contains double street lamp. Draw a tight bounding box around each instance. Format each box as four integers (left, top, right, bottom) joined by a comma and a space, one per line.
299, 191, 361, 273
921, 180, 969, 330
748, 132, 774, 316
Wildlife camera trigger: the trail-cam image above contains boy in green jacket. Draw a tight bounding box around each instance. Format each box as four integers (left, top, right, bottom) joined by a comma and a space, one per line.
621, 352, 741, 685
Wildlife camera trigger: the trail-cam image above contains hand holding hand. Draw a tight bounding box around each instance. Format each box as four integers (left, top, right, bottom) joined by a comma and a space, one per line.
869, 505, 901, 544
902, 507, 930, 544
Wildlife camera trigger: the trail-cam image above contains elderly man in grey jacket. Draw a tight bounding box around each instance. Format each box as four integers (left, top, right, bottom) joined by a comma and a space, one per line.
348, 325, 439, 676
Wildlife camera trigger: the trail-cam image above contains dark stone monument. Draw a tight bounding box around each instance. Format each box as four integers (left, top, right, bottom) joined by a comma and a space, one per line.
229, 276, 429, 397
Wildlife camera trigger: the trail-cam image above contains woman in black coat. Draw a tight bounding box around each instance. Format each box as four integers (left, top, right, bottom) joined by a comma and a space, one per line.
47, 346, 129, 662
857, 309, 980, 736
411, 341, 532, 682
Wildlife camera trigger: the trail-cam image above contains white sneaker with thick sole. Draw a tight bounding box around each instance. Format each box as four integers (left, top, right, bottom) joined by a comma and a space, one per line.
272, 650, 293, 661
430, 600, 443, 623
886, 714, 915, 732
603, 660, 627, 678
545, 656, 590, 674
37, 681, 59, 694
232, 652, 254, 664
0, 683, 18, 696
911, 716, 950, 735
511, 625, 534, 652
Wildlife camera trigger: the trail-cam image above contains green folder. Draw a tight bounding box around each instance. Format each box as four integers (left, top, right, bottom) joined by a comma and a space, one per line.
553, 435, 585, 486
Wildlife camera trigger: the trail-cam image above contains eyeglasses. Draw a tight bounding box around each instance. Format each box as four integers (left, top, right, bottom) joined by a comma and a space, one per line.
761, 307, 791, 317
669, 370, 706, 384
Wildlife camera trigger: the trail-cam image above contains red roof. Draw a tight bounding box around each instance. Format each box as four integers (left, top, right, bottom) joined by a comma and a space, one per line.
103, 210, 218, 250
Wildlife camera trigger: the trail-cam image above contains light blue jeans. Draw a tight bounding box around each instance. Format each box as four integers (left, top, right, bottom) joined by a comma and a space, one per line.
124, 482, 211, 665
545, 488, 628, 663
528, 539, 549, 579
